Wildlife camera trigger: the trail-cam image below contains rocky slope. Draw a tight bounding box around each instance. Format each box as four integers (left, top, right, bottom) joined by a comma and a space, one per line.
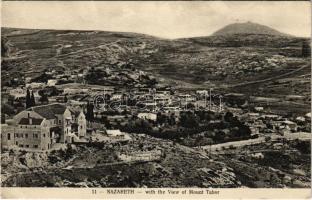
1, 135, 241, 187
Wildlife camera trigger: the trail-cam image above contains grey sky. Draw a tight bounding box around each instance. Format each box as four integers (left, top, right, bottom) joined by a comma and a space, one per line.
2, 1, 311, 38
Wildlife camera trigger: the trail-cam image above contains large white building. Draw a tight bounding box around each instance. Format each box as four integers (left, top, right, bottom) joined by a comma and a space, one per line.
1, 103, 87, 151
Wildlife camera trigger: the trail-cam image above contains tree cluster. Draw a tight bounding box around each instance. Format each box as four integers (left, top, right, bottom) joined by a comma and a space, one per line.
121, 110, 251, 147
26, 89, 36, 109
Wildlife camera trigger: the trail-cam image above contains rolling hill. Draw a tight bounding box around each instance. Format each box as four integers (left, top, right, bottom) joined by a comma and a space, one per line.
1, 23, 310, 96
1, 28, 170, 85
212, 21, 290, 36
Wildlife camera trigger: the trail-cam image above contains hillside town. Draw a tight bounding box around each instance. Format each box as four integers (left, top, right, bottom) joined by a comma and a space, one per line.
1, 62, 311, 150
1, 18, 311, 188
1, 59, 311, 188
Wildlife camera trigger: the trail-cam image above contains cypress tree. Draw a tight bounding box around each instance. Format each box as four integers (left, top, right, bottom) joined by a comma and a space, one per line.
30, 91, 36, 107
86, 102, 91, 121
90, 103, 94, 121
26, 89, 31, 108
85, 101, 95, 122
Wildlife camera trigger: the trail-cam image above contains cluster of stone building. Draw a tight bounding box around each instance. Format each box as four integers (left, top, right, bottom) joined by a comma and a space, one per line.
1, 103, 87, 151
230, 107, 311, 136
1, 77, 222, 152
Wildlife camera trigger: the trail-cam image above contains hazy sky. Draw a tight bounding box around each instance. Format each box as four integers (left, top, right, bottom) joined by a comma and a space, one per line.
2, 1, 311, 38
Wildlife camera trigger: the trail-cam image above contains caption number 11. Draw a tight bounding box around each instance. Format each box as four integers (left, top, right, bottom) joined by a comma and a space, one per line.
92, 189, 97, 194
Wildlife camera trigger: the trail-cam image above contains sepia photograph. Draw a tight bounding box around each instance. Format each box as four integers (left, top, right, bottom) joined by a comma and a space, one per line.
0, 1, 311, 198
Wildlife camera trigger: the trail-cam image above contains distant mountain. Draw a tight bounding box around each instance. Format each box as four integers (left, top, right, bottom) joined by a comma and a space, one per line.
1, 27, 310, 116
212, 22, 290, 37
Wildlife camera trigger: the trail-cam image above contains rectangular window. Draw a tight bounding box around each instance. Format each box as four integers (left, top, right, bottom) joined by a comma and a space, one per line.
59, 120, 62, 124
8, 133, 11, 140
25, 134, 28, 138
43, 134, 45, 138
19, 144, 23, 147
16, 141, 18, 145
33, 145, 38, 148
26, 145, 29, 148
21, 134, 24, 138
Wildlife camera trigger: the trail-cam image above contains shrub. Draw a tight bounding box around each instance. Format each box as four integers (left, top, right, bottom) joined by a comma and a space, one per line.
265, 136, 271, 142
9, 149, 14, 155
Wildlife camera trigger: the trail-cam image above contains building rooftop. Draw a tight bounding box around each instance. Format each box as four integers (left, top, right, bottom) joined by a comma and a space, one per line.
69, 108, 82, 117
27, 103, 67, 119
18, 118, 43, 125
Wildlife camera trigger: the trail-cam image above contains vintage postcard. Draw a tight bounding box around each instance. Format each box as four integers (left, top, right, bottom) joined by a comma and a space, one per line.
0, 1, 311, 199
